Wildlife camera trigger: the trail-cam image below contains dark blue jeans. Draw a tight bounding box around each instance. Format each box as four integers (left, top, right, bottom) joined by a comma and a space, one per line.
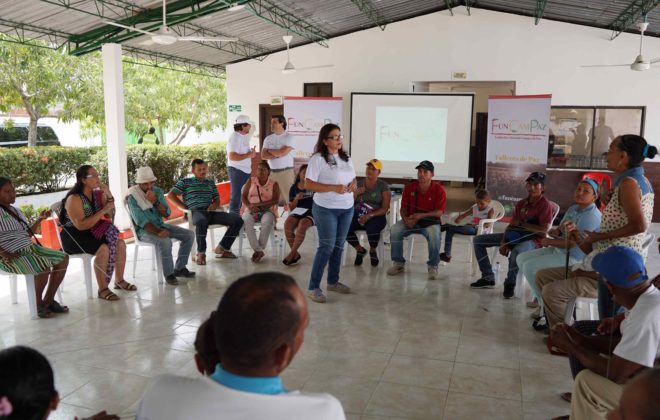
473, 233, 537, 287
228, 166, 251, 214
443, 224, 477, 256
346, 212, 387, 248
191, 210, 243, 253
308, 204, 353, 291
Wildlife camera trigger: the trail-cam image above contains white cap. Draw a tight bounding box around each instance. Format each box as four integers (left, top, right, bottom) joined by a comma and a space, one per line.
135, 166, 157, 184
235, 115, 254, 126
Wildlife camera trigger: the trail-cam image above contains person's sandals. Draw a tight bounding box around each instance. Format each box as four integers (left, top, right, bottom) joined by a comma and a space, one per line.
37, 306, 53, 318
98, 288, 120, 301
114, 279, 137, 291
252, 250, 265, 263
196, 253, 206, 265
283, 253, 301, 266
214, 247, 238, 259
369, 249, 379, 267
48, 300, 69, 313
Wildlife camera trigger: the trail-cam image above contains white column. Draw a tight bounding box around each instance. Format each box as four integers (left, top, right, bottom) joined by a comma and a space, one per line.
102, 43, 129, 229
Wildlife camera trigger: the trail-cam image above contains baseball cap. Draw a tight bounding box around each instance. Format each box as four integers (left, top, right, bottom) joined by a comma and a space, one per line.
367, 159, 383, 171
526, 172, 546, 185
592, 246, 649, 288
415, 160, 434, 173
235, 115, 254, 125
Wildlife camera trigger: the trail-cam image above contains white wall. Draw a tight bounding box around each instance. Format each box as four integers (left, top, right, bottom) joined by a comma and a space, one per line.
227, 7, 660, 153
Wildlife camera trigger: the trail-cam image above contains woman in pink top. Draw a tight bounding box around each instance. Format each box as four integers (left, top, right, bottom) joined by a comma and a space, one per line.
241, 162, 280, 262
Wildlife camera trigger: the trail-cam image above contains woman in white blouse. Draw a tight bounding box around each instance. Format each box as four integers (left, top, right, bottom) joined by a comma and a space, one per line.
304, 124, 357, 303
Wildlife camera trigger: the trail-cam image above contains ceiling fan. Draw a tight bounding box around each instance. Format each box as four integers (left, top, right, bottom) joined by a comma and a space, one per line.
281, 35, 334, 74
104, 0, 237, 46
581, 21, 660, 71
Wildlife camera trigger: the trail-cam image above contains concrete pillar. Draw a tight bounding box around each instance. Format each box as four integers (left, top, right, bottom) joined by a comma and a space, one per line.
102, 43, 129, 229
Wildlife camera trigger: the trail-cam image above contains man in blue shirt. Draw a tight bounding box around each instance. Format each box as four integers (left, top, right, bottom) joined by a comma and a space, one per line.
126, 167, 195, 285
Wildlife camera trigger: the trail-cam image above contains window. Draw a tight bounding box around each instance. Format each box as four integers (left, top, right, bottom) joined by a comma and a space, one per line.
548, 106, 645, 169
304, 83, 333, 97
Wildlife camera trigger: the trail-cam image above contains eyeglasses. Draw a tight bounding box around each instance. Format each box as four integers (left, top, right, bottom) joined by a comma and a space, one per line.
326, 135, 344, 141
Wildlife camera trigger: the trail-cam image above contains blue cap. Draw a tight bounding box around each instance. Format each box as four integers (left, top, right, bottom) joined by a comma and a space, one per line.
592, 246, 648, 288
581, 178, 599, 195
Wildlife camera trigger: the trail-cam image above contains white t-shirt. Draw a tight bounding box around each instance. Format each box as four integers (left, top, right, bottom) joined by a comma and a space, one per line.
614, 286, 660, 368
227, 131, 252, 174
469, 204, 493, 225
136, 374, 346, 420
263, 132, 294, 170
305, 153, 356, 209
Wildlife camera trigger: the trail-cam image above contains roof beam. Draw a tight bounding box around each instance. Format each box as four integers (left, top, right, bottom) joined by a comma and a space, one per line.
444, 0, 454, 16
122, 46, 225, 78
0, 17, 71, 49
464, 0, 476, 16
534, 0, 548, 25
244, 0, 330, 47
42, 0, 267, 60
350, 0, 387, 31
609, 0, 660, 39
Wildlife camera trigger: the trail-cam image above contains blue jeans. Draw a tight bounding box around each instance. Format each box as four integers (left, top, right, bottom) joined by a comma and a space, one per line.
473, 233, 537, 287
390, 220, 441, 268
308, 204, 353, 291
191, 210, 244, 253
228, 166, 251, 214
443, 224, 477, 256
139, 224, 195, 277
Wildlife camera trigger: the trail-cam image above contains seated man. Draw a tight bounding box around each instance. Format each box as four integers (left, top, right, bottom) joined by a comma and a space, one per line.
136, 272, 346, 420
168, 159, 243, 265
471, 172, 554, 299
550, 246, 660, 420
126, 166, 195, 286
607, 368, 660, 420
387, 160, 445, 280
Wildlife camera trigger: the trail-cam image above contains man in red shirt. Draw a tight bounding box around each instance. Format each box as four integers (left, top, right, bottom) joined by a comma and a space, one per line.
471, 172, 554, 298
387, 161, 446, 280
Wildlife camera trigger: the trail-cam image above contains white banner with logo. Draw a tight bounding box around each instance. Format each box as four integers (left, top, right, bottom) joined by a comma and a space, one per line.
283, 96, 343, 164
485, 94, 551, 215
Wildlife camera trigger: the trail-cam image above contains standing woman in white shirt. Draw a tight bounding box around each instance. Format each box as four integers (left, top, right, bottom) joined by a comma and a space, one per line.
305, 124, 357, 303
227, 115, 257, 214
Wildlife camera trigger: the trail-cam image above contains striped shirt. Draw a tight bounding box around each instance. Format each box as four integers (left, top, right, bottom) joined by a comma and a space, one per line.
170, 177, 219, 210
0, 206, 33, 252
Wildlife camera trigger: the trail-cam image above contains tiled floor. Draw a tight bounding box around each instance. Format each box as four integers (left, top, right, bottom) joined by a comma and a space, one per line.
2, 206, 659, 420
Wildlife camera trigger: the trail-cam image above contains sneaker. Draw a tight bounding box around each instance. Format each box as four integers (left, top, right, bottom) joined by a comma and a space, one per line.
387, 264, 405, 276
327, 282, 351, 294
503, 285, 515, 299
307, 288, 327, 303
470, 278, 495, 288
439, 253, 451, 263
165, 274, 179, 286
354, 249, 366, 266
428, 266, 438, 280
174, 267, 196, 278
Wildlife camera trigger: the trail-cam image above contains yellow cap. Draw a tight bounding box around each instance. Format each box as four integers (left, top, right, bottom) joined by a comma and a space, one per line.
367, 158, 383, 171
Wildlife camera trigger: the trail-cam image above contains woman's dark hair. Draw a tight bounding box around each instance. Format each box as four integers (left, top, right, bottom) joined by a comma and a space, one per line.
313, 123, 349, 163
256, 161, 271, 173
59, 165, 93, 219
615, 135, 658, 168
233, 123, 249, 132
0, 177, 11, 189
295, 164, 308, 184
0, 346, 56, 420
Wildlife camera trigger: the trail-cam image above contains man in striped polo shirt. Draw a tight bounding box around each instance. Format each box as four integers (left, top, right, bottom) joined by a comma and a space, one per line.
168, 159, 244, 265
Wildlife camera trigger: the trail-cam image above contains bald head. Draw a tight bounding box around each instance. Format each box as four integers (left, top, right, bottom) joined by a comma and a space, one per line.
214, 272, 307, 375
607, 368, 660, 420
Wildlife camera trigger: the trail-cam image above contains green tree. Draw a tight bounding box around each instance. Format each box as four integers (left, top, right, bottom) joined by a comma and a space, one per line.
0, 38, 97, 146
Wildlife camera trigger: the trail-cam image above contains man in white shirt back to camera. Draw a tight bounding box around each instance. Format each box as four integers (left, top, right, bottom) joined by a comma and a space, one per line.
550, 246, 660, 420
136, 272, 346, 420
261, 115, 295, 206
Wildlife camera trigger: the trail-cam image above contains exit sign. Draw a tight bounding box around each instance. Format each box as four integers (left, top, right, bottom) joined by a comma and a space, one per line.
229, 104, 242, 112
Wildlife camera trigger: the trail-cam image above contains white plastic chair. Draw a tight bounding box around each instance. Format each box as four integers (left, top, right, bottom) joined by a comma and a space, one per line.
51, 202, 95, 299
237, 220, 283, 259
459, 200, 505, 274
3, 268, 63, 320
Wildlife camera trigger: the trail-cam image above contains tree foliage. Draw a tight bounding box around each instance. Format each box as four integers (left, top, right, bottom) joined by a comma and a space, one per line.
0, 36, 227, 146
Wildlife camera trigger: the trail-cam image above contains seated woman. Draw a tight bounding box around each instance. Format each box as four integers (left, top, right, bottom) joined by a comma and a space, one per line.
439, 189, 494, 263
516, 179, 602, 313
0, 177, 69, 319
346, 159, 390, 266
59, 165, 134, 301
241, 162, 280, 263
282, 164, 314, 266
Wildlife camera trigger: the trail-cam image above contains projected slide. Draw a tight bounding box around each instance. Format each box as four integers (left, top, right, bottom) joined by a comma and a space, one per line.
350, 93, 474, 180
375, 106, 447, 163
